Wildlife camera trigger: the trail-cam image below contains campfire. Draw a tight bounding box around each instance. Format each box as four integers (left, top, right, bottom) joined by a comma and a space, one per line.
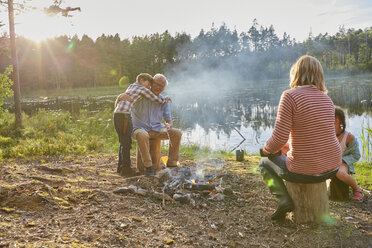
114, 158, 231, 206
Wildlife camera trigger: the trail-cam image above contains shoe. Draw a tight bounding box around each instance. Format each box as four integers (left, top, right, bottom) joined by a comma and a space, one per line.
271, 200, 294, 220
144, 166, 155, 176
120, 166, 135, 177
166, 162, 178, 167
352, 188, 364, 202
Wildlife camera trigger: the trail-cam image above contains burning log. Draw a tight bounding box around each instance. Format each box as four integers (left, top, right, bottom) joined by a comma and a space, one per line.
184, 182, 216, 191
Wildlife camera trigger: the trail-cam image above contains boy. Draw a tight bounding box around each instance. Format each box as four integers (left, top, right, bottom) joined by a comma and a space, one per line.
113, 73, 169, 176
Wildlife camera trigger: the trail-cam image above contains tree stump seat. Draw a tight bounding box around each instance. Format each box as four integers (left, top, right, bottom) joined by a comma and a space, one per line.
286, 181, 329, 223
136, 132, 169, 174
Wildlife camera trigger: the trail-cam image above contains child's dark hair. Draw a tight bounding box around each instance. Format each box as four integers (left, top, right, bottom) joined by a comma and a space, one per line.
136, 73, 153, 84
335, 106, 346, 134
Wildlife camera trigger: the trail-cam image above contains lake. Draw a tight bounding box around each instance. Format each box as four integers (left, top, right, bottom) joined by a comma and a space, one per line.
169, 76, 372, 154
4, 76, 372, 154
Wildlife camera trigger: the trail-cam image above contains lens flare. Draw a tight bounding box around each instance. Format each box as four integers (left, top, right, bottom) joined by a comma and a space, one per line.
110, 69, 117, 76
65, 41, 75, 53
321, 214, 337, 226
267, 178, 274, 187
119, 76, 129, 87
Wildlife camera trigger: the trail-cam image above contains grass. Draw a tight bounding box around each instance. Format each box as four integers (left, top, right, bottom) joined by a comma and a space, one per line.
0, 109, 232, 162
354, 160, 372, 190
18, 85, 127, 100
0, 108, 370, 190
360, 122, 371, 161
0, 109, 117, 159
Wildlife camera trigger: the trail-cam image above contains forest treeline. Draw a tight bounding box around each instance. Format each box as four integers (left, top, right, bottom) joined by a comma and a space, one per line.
0, 20, 371, 91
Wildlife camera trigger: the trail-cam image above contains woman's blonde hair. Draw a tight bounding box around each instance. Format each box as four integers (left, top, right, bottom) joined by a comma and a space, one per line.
289, 55, 327, 93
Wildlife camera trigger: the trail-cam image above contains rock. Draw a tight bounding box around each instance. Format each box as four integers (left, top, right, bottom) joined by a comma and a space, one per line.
173, 193, 191, 204
223, 187, 234, 196
113, 187, 131, 194
208, 193, 225, 201
127, 185, 138, 193
152, 192, 173, 202
154, 168, 171, 181
136, 189, 148, 196
190, 199, 196, 207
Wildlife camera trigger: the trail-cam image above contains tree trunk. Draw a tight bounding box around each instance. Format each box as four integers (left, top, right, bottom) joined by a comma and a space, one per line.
286, 181, 329, 223
8, 0, 22, 128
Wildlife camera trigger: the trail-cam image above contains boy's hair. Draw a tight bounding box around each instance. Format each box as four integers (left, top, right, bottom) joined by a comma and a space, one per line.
335, 106, 346, 134
290, 55, 327, 93
136, 73, 153, 84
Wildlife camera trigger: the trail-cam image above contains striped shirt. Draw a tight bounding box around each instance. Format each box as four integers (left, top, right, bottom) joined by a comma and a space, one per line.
114, 82, 168, 114
264, 85, 342, 175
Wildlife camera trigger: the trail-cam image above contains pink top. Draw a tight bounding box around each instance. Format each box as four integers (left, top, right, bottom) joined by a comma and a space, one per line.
264, 85, 342, 175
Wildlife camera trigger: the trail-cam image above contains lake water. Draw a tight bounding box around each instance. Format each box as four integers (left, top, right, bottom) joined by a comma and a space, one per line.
168, 76, 372, 154
5, 76, 372, 154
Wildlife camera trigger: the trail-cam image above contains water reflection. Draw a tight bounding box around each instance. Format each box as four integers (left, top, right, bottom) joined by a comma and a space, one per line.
170, 78, 372, 152
3, 78, 372, 152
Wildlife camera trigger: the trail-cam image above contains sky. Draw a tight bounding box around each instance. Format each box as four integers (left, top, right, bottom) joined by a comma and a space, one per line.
0, 0, 371, 42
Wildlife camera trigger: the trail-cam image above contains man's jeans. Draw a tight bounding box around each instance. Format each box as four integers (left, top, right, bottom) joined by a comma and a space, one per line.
259, 156, 338, 184
113, 113, 133, 167
132, 128, 182, 170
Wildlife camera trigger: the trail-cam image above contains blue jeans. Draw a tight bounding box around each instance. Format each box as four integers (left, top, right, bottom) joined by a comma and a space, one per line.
259, 156, 338, 184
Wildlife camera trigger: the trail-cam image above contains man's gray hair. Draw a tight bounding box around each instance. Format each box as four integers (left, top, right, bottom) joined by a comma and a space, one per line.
153, 73, 168, 86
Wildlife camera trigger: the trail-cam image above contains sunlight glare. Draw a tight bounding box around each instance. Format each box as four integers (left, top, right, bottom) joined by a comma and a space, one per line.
16, 9, 75, 42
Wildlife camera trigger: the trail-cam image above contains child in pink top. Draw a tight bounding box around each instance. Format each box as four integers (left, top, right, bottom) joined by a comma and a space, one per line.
334, 106, 363, 202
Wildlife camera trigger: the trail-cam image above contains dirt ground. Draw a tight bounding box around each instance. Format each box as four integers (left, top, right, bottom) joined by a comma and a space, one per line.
0, 153, 371, 248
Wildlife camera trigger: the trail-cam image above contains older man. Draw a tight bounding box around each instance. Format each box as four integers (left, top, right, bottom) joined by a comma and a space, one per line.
129, 74, 182, 175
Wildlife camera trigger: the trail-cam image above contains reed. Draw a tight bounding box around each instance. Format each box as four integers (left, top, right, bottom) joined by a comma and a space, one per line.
360, 121, 371, 161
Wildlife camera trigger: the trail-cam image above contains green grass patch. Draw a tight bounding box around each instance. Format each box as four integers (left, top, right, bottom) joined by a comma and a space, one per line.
354, 160, 372, 190
177, 143, 234, 159
20, 85, 125, 99
0, 109, 235, 161
0, 109, 118, 159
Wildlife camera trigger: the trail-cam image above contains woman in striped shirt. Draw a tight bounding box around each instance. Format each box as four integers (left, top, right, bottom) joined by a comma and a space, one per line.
259, 55, 342, 220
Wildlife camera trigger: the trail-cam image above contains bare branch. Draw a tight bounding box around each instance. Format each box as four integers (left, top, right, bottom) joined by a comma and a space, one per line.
44, 4, 81, 17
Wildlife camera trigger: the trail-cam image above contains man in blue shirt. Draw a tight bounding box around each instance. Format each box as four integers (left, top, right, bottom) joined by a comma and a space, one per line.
131, 74, 182, 175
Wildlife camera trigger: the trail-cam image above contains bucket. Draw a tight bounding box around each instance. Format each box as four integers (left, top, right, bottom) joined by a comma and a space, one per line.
236, 149, 244, 161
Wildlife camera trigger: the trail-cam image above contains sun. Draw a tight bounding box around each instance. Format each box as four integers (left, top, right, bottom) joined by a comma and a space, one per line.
15, 9, 74, 42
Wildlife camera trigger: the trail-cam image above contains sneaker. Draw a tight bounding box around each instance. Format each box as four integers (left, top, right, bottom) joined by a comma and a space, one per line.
144, 166, 155, 176
120, 166, 135, 177
352, 188, 364, 202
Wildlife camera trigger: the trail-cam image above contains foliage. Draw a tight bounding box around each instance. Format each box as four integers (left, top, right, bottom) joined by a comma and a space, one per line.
0, 108, 236, 161
360, 123, 372, 161
0, 66, 13, 111
354, 160, 372, 190
0, 109, 117, 159
0, 23, 370, 91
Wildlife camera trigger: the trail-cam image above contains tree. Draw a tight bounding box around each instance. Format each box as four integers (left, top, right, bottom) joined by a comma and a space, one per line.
0, 65, 13, 112
0, 0, 80, 128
